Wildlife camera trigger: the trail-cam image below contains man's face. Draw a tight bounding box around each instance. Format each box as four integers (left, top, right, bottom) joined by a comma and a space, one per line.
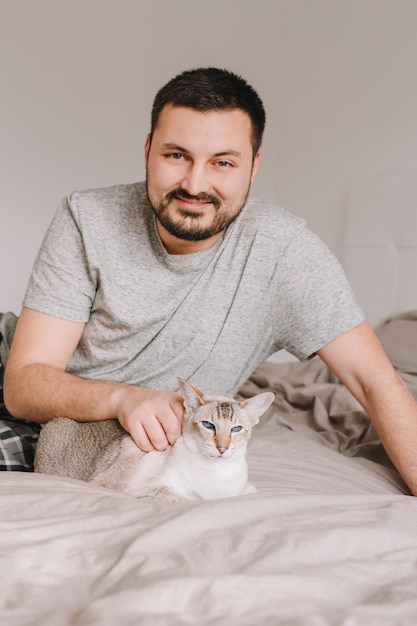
144, 104, 260, 254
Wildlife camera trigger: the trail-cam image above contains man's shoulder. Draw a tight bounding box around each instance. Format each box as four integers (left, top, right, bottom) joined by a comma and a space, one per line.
68, 181, 146, 209
239, 196, 307, 239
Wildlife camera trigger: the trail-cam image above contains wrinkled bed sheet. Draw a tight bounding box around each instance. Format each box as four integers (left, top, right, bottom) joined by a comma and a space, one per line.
1, 357, 417, 626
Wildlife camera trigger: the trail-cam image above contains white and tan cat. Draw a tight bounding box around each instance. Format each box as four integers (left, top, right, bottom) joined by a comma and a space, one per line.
34, 379, 274, 502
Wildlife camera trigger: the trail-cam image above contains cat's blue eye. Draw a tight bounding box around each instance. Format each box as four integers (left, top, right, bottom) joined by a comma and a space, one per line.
231, 425, 243, 433
202, 421, 215, 430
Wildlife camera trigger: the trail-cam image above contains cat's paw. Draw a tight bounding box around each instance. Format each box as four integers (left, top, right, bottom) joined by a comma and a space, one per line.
143, 486, 187, 503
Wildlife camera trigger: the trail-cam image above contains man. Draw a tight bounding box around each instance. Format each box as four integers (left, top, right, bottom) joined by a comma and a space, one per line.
4, 68, 417, 494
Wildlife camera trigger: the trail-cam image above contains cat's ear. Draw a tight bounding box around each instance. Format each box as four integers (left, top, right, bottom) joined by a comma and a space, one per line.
240, 392, 275, 426
178, 378, 206, 412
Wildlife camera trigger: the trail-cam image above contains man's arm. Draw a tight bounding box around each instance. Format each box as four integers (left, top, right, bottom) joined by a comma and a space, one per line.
318, 320, 417, 496
3, 308, 184, 452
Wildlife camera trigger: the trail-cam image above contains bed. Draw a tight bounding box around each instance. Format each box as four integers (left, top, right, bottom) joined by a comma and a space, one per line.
1, 172, 417, 625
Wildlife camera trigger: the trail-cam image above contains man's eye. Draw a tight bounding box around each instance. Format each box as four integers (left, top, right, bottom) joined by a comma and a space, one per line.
217, 160, 232, 167
166, 153, 184, 160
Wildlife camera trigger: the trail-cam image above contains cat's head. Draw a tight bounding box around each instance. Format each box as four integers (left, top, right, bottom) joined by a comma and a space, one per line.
178, 379, 275, 459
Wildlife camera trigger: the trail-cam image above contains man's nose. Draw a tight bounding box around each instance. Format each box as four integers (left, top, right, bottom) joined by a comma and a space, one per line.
181, 163, 210, 196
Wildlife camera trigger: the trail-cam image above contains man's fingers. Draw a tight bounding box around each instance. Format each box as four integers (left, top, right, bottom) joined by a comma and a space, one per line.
129, 408, 182, 451
164, 399, 184, 444
135, 417, 170, 451
128, 421, 154, 452
170, 396, 185, 421
116, 389, 185, 451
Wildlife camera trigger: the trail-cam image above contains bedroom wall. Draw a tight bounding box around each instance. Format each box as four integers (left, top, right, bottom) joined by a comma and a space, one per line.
0, 0, 280, 314
2, 0, 417, 318
274, 0, 417, 258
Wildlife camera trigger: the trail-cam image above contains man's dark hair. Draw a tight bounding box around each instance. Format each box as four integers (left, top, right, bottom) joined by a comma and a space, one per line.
150, 67, 266, 155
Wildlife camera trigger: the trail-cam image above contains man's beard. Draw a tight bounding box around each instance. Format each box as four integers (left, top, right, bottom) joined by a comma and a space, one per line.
146, 178, 250, 242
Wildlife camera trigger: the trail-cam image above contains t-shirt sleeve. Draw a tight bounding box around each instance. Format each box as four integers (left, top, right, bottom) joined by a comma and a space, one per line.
23, 196, 97, 322
273, 225, 366, 360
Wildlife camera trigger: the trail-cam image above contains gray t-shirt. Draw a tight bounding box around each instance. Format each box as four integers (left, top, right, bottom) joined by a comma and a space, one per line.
23, 182, 365, 395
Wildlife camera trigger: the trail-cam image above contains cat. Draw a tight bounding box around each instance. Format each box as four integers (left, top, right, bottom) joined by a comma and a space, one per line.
34, 379, 275, 502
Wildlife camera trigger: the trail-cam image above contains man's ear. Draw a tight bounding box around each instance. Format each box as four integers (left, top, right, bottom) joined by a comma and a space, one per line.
251, 150, 261, 183
144, 134, 151, 163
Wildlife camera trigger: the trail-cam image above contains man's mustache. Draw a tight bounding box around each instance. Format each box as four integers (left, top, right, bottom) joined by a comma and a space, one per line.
166, 188, 221, 209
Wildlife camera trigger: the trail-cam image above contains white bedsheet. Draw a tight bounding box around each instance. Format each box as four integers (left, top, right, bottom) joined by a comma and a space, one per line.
1, 359, 417, 626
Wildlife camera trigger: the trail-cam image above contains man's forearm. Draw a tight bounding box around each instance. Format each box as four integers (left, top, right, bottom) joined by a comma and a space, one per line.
3, 308, 183, 450
4, 363, 126, 423
317, 322, 417, 497
4, 362, 184, 452
362, 374, 417, 496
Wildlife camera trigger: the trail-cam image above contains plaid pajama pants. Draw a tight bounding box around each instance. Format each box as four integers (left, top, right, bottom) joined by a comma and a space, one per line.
0, 367, 41, 471
0, 413, 41, 471
0, 312, 41, 471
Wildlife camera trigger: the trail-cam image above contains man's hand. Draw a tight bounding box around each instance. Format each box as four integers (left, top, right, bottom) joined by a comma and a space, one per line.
114, 387, 184, 452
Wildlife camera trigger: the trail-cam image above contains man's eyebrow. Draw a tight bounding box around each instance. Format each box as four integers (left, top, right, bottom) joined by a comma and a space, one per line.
214, 150, 242, 158
161, 143, 242, 158
161, 142, 189, 152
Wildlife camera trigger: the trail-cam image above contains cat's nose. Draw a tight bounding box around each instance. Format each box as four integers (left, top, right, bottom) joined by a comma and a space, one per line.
217, 447, 227, 455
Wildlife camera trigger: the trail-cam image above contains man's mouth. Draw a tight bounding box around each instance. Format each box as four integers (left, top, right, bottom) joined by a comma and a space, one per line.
166, 189, 221, 212
175, 196, 212, 212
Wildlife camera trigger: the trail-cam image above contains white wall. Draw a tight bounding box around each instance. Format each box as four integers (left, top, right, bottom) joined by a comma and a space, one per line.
2, 0, 417, 316
0, 0, 280, 314
274, 0, 417, 255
